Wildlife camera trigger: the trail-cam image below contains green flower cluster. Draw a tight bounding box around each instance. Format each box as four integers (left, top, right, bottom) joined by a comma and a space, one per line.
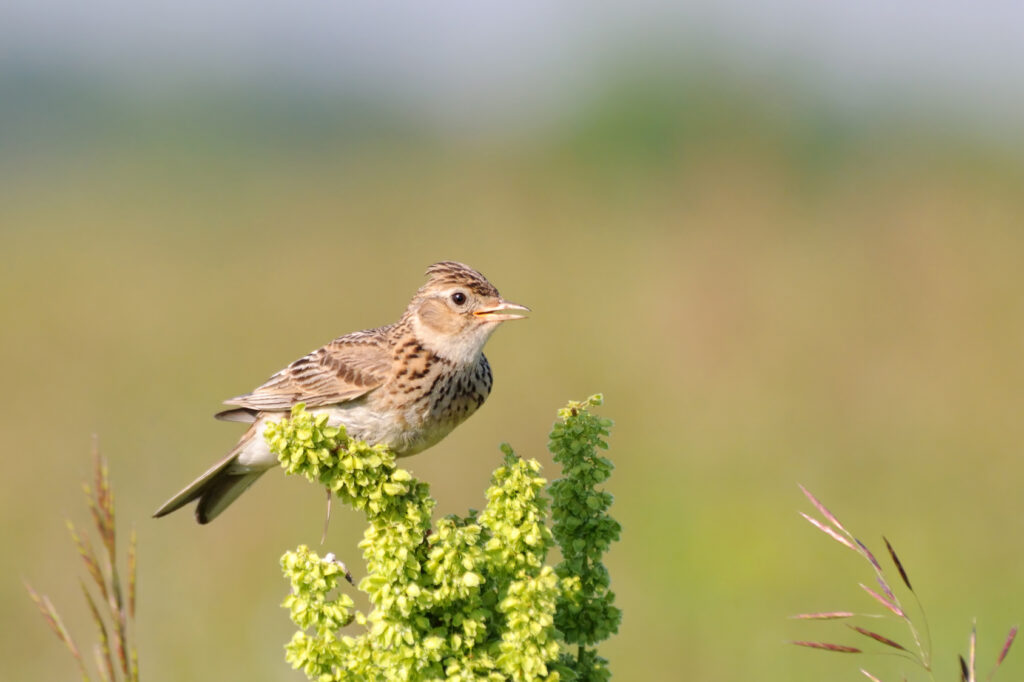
549, 395, 621, 682
272, 397, 619, 681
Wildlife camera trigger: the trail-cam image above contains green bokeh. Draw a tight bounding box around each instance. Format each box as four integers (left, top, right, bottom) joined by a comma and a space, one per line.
4, 77, 1024, 681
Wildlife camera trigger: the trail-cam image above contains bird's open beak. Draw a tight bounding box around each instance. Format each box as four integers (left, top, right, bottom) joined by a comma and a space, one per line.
474, 300, 531, 322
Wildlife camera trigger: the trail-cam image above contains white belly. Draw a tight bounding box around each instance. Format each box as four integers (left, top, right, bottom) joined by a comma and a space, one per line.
233, 401, 458, 472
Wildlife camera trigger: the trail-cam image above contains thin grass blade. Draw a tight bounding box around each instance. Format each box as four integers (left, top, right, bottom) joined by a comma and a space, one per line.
111, 585, 129, 677
970, 622, 977, 682
798, 484, 851, 535
849, 625, 908, 652
128, 526, 137, 620
883, 536, 913, 592
67, 520, 110, 604
997, 625, 1017, 666
92, 443, 116, 561
130, 645, 140, 682
80, 581, 115, 682
859, 583, 904, 618
855, 538, 885, 575
25, 582, 91, 682
875, 574, 898, 605
988, 625, 1017, 681
128, 525, 140, 680
92, 644, 111, 682
801, 512, 857, 551
791, 611, 857, 620
791, 640, 862, 653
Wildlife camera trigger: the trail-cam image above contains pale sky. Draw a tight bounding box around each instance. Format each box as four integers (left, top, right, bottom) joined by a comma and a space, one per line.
2, 1, 1022, 134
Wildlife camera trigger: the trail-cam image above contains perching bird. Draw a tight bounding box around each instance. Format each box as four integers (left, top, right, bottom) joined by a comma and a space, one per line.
153, 261, 529, 524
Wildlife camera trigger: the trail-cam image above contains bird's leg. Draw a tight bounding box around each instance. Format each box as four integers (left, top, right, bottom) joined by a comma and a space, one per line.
321, 487, 332, 545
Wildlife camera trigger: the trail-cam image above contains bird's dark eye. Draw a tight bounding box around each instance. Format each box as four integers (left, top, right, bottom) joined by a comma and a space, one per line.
451, 292, 467, 306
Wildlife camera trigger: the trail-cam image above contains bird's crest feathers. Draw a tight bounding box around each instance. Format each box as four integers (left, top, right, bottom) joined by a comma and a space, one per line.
420, 261, 500, 299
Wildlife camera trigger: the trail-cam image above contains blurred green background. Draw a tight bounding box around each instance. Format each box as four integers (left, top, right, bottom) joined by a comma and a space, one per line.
4, 4, 1024, 681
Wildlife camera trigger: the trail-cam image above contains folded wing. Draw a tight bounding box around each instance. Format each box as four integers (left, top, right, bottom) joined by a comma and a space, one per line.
222, 328, 392, 411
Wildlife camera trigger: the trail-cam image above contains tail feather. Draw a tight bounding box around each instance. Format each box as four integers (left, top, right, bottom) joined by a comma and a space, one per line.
194, 470, 267, 524
153, 438, 270, 523
214, 407, 259, 423
153, 451, 239, 519
155, 417, 278, 523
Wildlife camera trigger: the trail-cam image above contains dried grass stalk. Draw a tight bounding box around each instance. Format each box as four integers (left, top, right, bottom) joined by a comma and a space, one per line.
25, 443, 139, 682
801, 512, 857, 551
995, 626, 1018, 668
798, 484, 850, 535
791, 640, 862, 653
883, 536, 913, 592
859, 583, 905, 618
848, 625, 908, 652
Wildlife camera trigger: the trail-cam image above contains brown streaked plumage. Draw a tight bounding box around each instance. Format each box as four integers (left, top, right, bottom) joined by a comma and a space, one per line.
153, 261, 528, 524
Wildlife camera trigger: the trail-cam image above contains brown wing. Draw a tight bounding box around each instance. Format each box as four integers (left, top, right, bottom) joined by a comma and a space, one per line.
223, 328, 392, 411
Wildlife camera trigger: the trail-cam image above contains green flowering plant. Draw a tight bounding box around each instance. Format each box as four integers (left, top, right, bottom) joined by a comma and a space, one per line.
271, 395, 621, 681
549, 398, 621, 679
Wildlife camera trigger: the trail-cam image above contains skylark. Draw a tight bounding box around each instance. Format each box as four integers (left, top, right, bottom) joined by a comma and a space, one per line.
154, 261, 528, 523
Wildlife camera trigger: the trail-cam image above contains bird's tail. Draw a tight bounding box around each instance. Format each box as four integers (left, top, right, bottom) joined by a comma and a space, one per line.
195, 468, 267, 524
153, 429, 272, 524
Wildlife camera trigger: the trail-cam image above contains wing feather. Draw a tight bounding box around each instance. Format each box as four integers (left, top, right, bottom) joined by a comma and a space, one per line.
223, 328, 392, 411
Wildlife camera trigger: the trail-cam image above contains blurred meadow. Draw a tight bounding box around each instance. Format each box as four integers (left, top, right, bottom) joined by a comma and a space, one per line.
5, 4, 1024, 681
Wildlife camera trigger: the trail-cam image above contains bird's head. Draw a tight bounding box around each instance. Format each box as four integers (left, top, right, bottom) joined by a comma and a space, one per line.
408, 261, 529, 364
